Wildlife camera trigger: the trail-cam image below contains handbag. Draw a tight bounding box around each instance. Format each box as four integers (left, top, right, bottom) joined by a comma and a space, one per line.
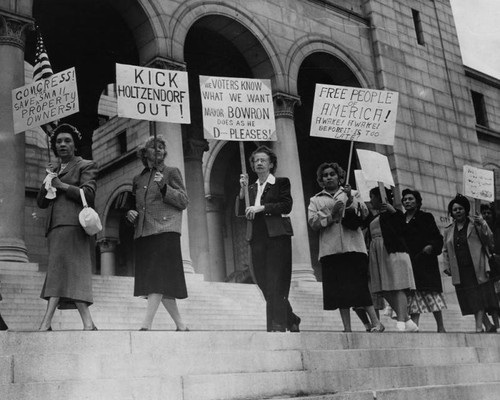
341, 203, 363, 230
474, 223, 500, 281
78, 189, 102, 236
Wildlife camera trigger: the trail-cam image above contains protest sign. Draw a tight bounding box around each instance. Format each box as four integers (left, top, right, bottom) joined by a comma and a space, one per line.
463, 165, 495, 202
199, 76, 276, 141
354, 170, 389, 202
310, 84, 398, 145
116, 63, 190, 123
356, 149, 395, 187
12, 67, 78, 134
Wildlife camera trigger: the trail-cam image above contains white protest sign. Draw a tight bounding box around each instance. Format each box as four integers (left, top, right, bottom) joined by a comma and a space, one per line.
356, 149, 395, 187
12, 67, 78, 134
463, 165, 495, 202
310, 84, 398, 145
116, 63, 190, 123
199, 76, 276, 141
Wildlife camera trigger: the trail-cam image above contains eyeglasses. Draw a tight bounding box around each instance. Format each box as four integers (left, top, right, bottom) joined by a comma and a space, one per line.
321, 172, 337, 178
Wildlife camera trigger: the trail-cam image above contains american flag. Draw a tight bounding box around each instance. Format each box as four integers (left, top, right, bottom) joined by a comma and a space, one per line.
33, 27, 54, 81
33, 26, 58, 136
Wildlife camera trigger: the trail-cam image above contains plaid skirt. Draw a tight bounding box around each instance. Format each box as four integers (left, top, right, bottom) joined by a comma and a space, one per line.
408, 290, 447, 314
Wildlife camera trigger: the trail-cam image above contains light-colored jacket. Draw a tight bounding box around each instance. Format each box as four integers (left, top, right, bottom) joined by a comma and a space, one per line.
308, 188, 369, 259
131, 164, 188, 239
442, 216, 493, 285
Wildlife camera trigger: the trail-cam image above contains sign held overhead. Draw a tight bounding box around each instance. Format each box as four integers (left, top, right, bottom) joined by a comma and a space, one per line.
116, 63, 190, 124
12, 67, 78, 134
199, 76, 276, 141
310, 84, 399, 146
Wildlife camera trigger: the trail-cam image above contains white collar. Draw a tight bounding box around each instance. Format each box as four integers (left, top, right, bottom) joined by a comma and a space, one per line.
255, 174, 276, 186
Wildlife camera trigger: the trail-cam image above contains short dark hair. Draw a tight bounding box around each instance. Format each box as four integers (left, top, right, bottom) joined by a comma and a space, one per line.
401, 188, 423, 209
249, 145, 277, 174
50, 123, 82, 157
315, 162, 345, 187
447, 194, 470, 217
369, 186, 394, 205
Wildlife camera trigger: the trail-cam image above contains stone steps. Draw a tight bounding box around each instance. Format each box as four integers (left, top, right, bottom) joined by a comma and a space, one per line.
0, 265, 475, 333
2, 331, 500, 400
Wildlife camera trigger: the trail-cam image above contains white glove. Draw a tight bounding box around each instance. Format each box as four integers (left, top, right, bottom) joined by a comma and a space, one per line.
43, 169, 58, 199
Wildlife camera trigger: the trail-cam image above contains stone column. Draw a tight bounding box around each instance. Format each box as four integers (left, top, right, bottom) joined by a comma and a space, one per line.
272, 92, 316, 282
146, 57, 194, 274
184, 138, 211, 279
0, 11, 33, 262
206, 194, 227, 282
97, 238, 117, 276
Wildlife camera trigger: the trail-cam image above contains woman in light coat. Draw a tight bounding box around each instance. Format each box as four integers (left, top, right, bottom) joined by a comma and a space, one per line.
443, 194, 499, 332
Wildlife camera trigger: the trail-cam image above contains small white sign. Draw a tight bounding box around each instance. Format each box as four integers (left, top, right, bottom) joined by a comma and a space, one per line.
199, 76, 276, 141
12, 67, 79, 133
463, 165, 495, 202
356, 149, 395, 187
310, 84, 398, 145
116, 63, 190, 123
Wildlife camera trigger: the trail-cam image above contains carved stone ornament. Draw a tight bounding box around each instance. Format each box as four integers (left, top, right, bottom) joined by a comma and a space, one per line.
0, 12, 34, 49
145, 56, 186, 71
273, 92, 301, 119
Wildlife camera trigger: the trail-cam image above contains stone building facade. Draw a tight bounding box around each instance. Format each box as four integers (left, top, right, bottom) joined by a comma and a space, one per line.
1, 0, 498, 283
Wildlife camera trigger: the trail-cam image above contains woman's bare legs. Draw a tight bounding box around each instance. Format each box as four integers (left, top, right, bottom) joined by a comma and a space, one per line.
161, 297, 188, 331
75, 302, 96, 330
140, 293, 162, 330
39, 296, 60, 331
339, 308, 351, 332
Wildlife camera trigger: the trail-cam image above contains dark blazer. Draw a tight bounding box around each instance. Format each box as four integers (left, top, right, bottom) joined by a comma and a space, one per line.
37, 157, 97, 236
130, 164, 189, 239
402, 210, 444, 292
236, 176, 294, 241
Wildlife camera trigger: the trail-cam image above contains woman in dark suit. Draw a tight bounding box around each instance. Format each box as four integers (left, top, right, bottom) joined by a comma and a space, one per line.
126, 135, 189, 331
237, 145, 300, 332
37, 124, 97, 331
401, 189, 447, 332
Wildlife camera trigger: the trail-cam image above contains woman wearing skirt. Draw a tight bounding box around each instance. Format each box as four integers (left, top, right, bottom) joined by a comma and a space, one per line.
308, 162, 383, 332
126, 135, 189, 331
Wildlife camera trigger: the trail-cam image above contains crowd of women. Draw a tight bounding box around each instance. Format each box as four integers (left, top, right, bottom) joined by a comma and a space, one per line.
0, 123, 499, 333
308, 163, 500, 333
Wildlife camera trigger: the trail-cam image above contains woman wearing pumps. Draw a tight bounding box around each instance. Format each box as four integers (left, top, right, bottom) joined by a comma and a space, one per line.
368, 187, 418, 332
126, 135, 189, 331
443, 194, 499, 333
401, 189, 447, 332
308, 162, 384, 332
237, 145, 300, 332
37, 123, 98, 331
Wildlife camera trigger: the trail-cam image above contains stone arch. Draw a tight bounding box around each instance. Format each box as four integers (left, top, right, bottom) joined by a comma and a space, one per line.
98, 183, 135, 276
169, 0, 285, 89
286, 35, 374, 95
108, 0, 169, 64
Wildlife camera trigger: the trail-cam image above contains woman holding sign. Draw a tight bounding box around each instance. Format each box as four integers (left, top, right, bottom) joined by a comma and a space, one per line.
401, 189, 447, 332
37, 123, 98, 331
308, 162, 384, 332
443, 194, 499, 333
126, 135, 189, 331
368, 187, 418, 332
237, 145, 300, 332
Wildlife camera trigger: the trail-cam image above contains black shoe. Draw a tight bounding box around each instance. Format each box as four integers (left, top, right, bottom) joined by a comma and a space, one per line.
288, 316, 301, 333
271, 322, 286, 332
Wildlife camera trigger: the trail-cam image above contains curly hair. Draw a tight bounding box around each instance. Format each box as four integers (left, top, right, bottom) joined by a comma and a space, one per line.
315, 162, 345, 187
447, 194, 470, 217
249, 145, 277, 174
137, 135, 168, 167
401, 188, 423, 209
50, 123, 82, 157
